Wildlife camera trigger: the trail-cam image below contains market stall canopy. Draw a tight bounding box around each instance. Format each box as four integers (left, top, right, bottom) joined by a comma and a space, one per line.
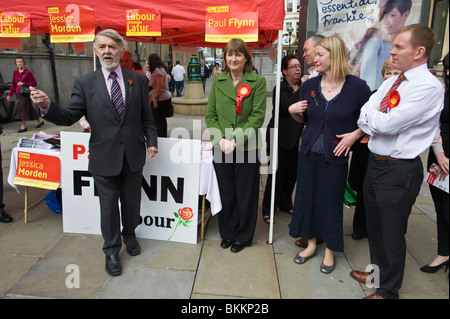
2, 0, 285, 49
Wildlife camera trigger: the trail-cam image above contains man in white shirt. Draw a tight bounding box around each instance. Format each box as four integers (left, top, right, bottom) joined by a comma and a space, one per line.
350, 24, 444, 299
301, 34, 324, 84
171, 61, 185, 97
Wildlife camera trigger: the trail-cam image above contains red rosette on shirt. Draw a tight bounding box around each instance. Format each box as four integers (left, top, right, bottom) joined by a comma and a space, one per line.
236, 84, 251, 115
387, 90, 401, 109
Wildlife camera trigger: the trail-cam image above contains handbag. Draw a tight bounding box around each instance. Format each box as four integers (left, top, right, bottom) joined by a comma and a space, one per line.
19, 86, 31, 96
18, 72, 31, 96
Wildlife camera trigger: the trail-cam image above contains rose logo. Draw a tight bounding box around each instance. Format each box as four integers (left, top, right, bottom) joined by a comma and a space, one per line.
168, 207, 194, 240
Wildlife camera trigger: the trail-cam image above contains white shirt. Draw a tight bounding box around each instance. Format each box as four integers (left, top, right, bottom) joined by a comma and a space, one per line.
358, 63, 444, 159
171, 64, 185, 81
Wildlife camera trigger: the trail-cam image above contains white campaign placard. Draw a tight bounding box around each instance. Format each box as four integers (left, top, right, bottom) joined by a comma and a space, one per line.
60, 132, 201, 244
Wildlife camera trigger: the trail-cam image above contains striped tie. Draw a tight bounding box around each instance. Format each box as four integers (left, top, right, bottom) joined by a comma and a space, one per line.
109, 72, 124, 120
361, 73, 406, 143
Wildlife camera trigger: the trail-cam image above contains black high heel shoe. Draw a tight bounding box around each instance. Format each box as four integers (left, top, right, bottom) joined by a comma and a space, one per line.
420, 259, 449, 273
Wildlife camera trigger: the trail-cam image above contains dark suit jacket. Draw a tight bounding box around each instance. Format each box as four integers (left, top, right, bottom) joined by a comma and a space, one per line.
44, 68, 157, 176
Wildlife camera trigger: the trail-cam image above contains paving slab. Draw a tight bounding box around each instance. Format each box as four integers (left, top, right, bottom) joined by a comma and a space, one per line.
193, 239, 280, 299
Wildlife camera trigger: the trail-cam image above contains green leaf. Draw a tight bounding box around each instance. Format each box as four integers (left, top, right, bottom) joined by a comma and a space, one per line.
174, 212, 179, 218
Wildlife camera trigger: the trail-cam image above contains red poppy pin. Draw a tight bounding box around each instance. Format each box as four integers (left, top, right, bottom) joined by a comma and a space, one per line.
311, 90, 318, 106
236, 84, 251, 115
128, 78, 134, 94
387, 90, 400, 109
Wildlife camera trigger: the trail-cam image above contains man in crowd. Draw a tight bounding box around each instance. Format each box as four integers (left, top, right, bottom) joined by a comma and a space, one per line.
30, 29, 158, 277
171, 60, 185, 97
301, 34, 325, 83
352, 24, 444, 299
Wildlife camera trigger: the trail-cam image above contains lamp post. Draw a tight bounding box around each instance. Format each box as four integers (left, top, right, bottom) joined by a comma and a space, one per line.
287, 25, 294, 54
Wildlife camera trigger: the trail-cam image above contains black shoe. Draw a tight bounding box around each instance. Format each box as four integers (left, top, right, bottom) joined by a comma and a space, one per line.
220, 239, 233, 249
105, 254, 122, 276
17, 127, 27, 133
230, 241, 248, 253
36, 121, 44, 128
122, 234, 141, 256
420, 260, 449, 273
0, 212, 13, 223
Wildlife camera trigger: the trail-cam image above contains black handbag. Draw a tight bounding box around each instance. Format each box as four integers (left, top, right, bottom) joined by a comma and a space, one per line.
19, 86, 31, 96
18, 72, 31, 96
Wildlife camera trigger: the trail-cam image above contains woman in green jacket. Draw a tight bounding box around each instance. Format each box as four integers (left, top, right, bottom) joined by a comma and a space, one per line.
205, 38, 266, 253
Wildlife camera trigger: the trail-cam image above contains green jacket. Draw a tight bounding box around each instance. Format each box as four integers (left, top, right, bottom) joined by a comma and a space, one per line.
205, 70, 266, 151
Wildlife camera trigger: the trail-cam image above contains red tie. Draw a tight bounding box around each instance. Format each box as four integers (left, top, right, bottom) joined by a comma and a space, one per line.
361, 73, 406, 143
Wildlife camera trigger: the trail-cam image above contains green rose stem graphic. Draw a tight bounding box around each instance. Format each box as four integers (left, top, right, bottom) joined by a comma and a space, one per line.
168, 207, 193, 240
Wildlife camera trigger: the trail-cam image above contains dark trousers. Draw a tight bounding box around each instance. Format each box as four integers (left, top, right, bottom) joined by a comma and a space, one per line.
93, 155, 143, 255
363, 156, 423, 299
262, 147, 298, 216
213, 148, 260, 245
151, 99, 169, 137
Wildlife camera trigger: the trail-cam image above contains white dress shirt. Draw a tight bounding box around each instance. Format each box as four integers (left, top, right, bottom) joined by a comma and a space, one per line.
358, 63, 444, 159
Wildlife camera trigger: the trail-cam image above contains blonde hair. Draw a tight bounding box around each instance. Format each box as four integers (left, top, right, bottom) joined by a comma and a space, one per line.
317, 36, 350, 80
381, 56, 394, 77
222, 38, 254, 73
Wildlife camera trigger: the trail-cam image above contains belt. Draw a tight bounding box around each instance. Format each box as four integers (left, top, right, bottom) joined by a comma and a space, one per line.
371, 154, 418, 162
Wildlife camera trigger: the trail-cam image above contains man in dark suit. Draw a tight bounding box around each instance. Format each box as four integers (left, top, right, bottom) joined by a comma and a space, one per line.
30, 29, 158, 276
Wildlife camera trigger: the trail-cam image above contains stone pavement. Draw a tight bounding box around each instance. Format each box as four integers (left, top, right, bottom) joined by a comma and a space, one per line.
0, 81, 448, 302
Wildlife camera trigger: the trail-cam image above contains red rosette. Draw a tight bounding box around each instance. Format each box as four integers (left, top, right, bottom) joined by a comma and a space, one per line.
235, 84, 251, 115
387, 90, 400, 109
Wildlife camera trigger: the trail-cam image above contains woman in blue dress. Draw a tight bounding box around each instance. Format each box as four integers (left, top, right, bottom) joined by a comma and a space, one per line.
288, 36, 371, 274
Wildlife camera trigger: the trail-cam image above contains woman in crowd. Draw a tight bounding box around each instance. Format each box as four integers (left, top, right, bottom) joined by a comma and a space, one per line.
262, 54, 303, 224
205, 38, 266, 253
288, 36, 371, 273
7, 56, 43, 133
147, 53, 172, 137
420, 53, 449, 274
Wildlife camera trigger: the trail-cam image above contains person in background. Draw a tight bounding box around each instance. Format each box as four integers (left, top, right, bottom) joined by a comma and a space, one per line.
199, 60, 210, 92
352, 24, 444, 299
30, 29, 158, 277
0, 70, 13, 223
348, 56, 401, 240
211, 63, 222, 79
205, 38, 266, 253
262, 54, 303, 224
288, 36, 371, 274
301, 34, 325, 84
148, 53, 172, 137
420, 52, 449, 275
7, 57, 43, 133
171, 61, 185, 97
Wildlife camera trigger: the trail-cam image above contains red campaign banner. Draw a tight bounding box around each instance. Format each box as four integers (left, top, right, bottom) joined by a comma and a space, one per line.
0, 12, 30, 38
14, 151, 61, 190
205, 4, 258, 43
47, 4, 94, 43
126, 9, 161, 36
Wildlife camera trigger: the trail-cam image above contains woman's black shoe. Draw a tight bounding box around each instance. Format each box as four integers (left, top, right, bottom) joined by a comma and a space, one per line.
36, 121, 44, 128
220, 239, 233, 249
17, 128, 27, 133
420, 260, 449, 273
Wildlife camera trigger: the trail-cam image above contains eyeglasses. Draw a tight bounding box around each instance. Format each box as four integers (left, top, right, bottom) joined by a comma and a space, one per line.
287, 65, 301, 70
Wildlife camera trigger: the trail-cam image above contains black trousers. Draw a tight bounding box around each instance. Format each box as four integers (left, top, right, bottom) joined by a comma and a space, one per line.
363, 156, 423, 299
93, 155, 143, 255
213, 148, 260, 245
262, 147, 298, 216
